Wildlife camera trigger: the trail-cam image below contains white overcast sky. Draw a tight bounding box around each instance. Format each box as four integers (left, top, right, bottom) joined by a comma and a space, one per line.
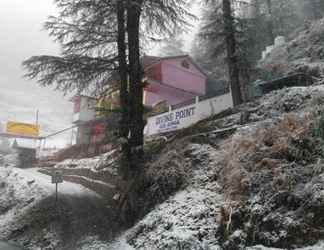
0, 0, 201, 147
0, 0, 73, 147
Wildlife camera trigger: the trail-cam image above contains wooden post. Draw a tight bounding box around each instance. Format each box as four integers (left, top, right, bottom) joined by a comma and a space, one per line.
55, 183, 58, 205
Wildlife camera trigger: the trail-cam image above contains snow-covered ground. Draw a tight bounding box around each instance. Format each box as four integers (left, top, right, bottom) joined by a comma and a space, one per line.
105, 86, 324, 250
2, 85, 324, 249
247, 242, 324, 250
54, 149, 118, 173
0, 153, 115, 249
17, 168, 101, 196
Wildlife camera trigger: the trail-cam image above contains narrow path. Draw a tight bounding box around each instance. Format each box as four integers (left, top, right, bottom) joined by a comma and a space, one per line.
0, 241, 22, 250
0, 166, 119, 249
15, 168, 100, 197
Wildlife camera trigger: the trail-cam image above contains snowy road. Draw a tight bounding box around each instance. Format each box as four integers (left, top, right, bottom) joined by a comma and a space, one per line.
0, 162, 118, 250
0, 241, 22, 250
14, 167, 100, 197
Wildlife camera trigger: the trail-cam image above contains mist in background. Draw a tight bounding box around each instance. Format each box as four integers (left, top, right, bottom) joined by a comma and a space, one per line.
0, 0, 73, 147
0, 0, 202, 148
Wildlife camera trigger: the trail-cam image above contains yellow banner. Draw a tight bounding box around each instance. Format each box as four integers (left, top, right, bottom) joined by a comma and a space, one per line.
6, 121, 40, 137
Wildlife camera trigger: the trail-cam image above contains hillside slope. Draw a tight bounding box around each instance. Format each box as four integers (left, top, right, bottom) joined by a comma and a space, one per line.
259, 17, 324, 78
2, 85, 324, 249
107, 85, 324, 249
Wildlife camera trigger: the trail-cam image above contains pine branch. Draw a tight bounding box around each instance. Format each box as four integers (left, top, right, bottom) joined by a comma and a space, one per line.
23, 55, 118, 94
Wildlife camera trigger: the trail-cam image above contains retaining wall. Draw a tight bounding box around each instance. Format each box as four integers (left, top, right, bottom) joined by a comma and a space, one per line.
145, 91, 233, 136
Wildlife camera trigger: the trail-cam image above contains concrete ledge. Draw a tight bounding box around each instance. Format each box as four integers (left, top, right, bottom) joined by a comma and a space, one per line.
63, 175, 116, 200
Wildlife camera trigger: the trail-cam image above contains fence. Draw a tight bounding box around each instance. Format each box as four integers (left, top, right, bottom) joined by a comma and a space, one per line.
144, 90, 233, 136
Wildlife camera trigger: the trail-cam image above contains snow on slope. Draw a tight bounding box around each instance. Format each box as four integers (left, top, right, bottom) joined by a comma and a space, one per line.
0, 153, 115, 250
0, 163, 49, 239
247, 242, 324, 250
105, 85, 324, 250
54, 149, 119, 173
0, 154, 100, 239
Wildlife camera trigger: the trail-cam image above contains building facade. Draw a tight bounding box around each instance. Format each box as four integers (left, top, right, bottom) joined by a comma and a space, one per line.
72, 55, 222, 145
143, 55, 207, 107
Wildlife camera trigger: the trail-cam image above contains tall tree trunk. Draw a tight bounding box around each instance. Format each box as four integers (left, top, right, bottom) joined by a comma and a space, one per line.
117, 0, 131, 179
116, 0, 145, 223
127, 0, 145, 175
223, 0, 243, 106
266, 0, 275, 44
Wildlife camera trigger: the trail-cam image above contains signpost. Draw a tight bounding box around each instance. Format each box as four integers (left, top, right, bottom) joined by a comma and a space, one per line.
51, 170, 63, 205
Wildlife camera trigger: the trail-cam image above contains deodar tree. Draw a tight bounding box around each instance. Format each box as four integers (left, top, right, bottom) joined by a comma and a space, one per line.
222, 0, 243, 106
23, 0, 190, 218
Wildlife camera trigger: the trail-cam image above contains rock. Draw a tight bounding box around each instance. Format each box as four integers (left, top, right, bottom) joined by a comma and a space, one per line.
27, 180, 35, 185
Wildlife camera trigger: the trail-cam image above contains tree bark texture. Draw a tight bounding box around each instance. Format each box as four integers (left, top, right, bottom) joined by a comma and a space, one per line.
223, 0, 243, 106
266, 0, 275, 44
117, 0, 132, 179
127, 0, 145, 175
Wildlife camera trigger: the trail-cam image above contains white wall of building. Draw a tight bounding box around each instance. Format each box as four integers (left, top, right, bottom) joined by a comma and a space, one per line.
145, 92, 233, 136
73, 96, 96, 123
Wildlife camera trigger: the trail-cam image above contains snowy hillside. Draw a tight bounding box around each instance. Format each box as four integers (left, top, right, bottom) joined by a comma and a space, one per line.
108, 85, 324, 249
0, 153, 115, 250
2, 84, 324, 249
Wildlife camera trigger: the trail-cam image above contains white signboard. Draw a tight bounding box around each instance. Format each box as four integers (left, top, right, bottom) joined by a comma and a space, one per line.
154, 106, 197, 134
145, 91, 234, 136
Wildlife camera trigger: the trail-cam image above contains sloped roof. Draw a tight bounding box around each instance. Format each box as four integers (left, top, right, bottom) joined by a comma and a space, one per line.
142, 54, 208, 77
141, 56, 161, 68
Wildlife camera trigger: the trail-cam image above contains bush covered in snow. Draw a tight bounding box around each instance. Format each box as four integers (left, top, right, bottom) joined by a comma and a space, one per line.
259, 17, 324, 78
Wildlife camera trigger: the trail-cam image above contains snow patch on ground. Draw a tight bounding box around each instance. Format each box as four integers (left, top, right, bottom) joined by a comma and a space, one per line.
54, 150, 118, 173
0, 165, 48, 238
80, 235, 134, 250
22, 168, 101, 196
119, 142, 225, 249
106, 85, 324, 249
247, 241, 324, 250
125, 186, 224, 249
0, 153, 108, 249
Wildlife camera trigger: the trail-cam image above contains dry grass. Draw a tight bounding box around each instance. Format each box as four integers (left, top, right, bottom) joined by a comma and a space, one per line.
219, 113, 315, 200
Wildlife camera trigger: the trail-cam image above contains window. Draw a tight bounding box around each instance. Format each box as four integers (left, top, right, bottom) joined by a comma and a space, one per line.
181, 60, 190, 69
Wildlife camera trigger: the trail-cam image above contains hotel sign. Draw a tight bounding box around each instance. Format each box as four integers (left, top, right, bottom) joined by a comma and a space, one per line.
154, 106, 196, 133
145, 91, 234, 136
6, 121, 40, 137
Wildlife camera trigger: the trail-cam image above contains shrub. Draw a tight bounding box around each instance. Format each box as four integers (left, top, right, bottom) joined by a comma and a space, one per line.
219, 113, 316, 200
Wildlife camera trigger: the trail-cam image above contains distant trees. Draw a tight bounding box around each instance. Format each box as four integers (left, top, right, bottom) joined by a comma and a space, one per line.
191, 1, 225, 79
158, 36, 186, 57
192, 0, 324, 105
193, 0, 249, 105
302, 0, 324, 20
222, 0, 243, 105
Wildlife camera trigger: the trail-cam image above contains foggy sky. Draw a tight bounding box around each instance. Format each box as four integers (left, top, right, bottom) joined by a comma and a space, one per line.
0, 0, 73, 147
0, 0, 200, 147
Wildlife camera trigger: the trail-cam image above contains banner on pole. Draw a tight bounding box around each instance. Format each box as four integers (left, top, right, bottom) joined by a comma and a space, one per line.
6, 121, 40, 137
